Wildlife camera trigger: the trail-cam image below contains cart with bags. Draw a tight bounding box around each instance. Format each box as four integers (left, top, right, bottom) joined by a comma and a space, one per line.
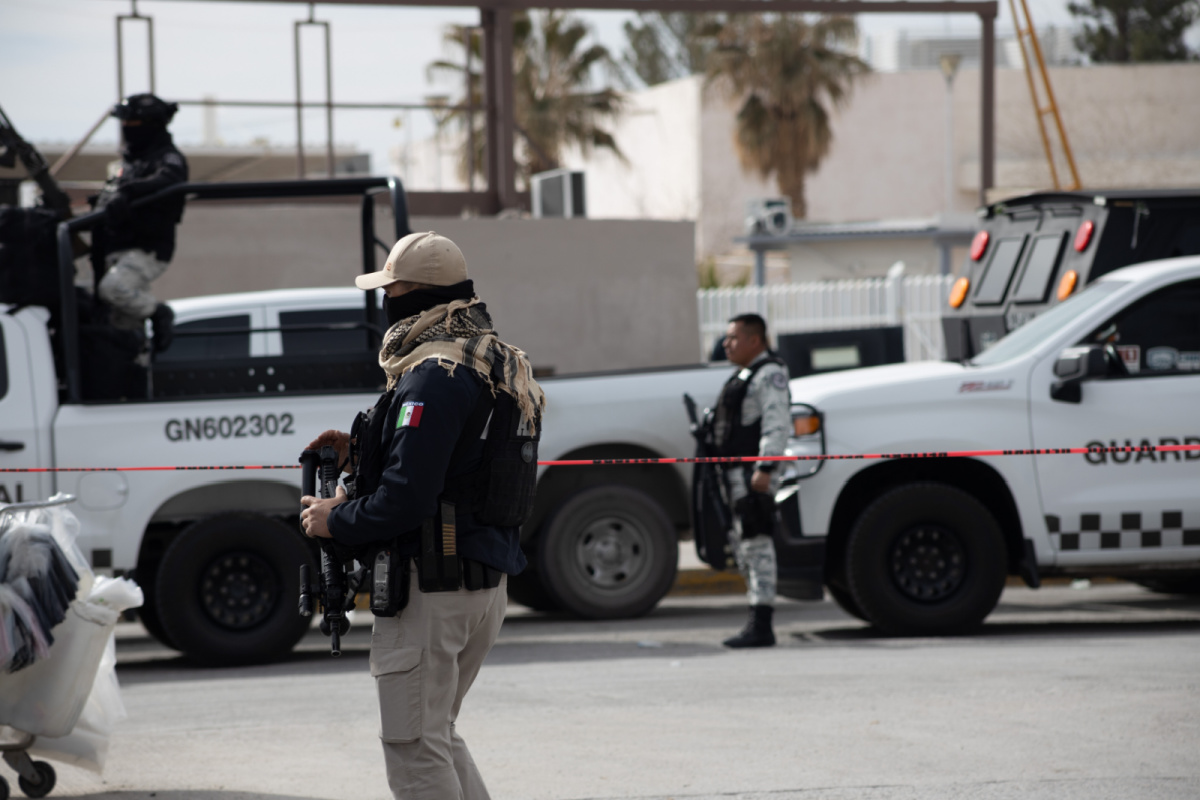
0, 495, 141, 799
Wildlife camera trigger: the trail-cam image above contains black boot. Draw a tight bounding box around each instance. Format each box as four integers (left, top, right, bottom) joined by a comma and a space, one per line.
723, 605, 775, 648
150, 302, 174, 353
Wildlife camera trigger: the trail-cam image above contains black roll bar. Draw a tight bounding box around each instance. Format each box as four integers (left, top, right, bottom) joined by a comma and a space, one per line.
55, 175, 411, 403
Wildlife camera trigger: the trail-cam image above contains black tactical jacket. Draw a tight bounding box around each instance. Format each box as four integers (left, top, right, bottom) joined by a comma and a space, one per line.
326, 360, 527, 576
94, 131, 188, 261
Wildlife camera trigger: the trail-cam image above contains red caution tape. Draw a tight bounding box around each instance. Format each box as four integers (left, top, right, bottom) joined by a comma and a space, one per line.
539, 443, 1200, 466
1, 444, 1197, 473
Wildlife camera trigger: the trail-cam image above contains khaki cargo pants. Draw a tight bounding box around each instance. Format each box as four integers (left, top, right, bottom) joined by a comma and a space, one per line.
370, 565, 507, 800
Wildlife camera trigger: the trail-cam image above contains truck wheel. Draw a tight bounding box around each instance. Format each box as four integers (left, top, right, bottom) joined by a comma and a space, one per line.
846, 482, 1007, 636
537, 485, 677, 619
506, 568, 561, 612
155, 513, 316, 665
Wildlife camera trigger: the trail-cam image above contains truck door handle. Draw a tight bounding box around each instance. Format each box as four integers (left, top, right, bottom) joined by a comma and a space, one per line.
0, 440, 25, 452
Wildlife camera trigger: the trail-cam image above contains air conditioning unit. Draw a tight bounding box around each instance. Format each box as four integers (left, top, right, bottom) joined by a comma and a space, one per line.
744, 198, 793, 237
531, 169, 586, 219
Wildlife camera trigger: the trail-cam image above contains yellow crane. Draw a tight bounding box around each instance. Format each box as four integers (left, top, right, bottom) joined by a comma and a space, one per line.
1008, 0, 1082, 190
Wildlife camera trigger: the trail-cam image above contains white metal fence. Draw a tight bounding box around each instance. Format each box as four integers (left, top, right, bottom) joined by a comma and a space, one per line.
697, 274, 956, 364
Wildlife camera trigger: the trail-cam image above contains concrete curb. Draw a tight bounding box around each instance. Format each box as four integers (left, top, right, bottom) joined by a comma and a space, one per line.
668, 568, 746, 597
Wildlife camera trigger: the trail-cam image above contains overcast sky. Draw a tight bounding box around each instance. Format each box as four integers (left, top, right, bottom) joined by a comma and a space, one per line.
0, 0, 1109, 173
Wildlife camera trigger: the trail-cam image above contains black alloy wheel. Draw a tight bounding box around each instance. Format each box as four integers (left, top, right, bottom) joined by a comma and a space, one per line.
199, 550, 280, 630
155, 512, 316, 665
889, 524, 967, 603
846, 482, 1007, 636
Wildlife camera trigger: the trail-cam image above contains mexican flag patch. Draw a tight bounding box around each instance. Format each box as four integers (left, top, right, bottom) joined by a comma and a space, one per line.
398, 401, 424, 429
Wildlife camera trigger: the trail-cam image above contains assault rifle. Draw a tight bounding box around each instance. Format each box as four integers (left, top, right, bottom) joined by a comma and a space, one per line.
683, 394, 734, 570
298, 446, 366, 656
0, 103, 72, 219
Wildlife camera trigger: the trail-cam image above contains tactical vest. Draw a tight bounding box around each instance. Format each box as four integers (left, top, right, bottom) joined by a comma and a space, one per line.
348, 376, 541, 529
712, 355, 787, 458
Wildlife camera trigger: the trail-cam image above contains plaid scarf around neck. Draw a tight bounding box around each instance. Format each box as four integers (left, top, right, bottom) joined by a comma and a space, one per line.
379, 296, 546, 432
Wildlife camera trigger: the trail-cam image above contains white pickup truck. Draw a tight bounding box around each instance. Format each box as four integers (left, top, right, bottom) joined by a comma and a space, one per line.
0, 176, 741, 664
781, 255, 1200, 635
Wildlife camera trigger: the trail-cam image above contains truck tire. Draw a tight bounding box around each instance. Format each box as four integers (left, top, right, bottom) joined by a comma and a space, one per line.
846, 482, 1007, 636
537, 485, 677, 619
155, 512, 316, 665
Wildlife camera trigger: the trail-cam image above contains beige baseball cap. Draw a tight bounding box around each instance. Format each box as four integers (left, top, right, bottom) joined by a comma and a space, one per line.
355, 231, 468, 290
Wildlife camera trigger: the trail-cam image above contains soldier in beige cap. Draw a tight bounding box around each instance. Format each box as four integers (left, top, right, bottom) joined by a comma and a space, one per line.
301, 231, 544, 800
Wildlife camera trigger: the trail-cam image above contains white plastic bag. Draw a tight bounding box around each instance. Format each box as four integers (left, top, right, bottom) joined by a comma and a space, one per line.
0, 600, 118, 737
24, 576, 143, 772
26, 636, 125, 772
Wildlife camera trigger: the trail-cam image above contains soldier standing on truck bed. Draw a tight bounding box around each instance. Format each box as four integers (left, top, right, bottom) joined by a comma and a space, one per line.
715, 313, 791, 648
91, 93, 187, 349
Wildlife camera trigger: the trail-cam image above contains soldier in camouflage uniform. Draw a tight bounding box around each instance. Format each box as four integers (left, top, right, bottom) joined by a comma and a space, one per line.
713, 313, 791, 648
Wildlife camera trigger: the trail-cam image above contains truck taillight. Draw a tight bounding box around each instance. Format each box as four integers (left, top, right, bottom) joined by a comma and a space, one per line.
1057, 270, 1078, 301
949, 277, 970, 308
970, 230, 989, 261
1074, 220, 1094, 252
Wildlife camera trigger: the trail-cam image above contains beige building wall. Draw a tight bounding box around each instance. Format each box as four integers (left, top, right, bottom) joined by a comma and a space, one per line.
150, 203, 699, 375
807, 62, 1200, 219
564, 62, 1200, 267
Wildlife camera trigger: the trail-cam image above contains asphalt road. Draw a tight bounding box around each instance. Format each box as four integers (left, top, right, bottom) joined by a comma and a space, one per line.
35, 582, 1200, 800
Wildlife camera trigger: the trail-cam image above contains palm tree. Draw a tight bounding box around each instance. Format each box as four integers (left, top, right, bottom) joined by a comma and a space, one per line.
428, 11, 624, 186
705, 14, 870, 218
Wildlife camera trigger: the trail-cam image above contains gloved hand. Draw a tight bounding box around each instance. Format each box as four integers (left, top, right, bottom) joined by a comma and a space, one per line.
104, 192, 131, 224
305, 430, 352, 473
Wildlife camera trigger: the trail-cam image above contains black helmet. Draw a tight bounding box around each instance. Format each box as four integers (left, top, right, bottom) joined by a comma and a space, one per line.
111, 93, 179, 126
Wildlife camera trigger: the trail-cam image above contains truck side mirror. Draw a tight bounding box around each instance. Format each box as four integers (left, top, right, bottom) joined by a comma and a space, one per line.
1050, 345, 1106, 403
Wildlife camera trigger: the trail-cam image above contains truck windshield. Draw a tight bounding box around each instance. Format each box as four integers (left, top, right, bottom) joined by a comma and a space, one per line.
969, 281, 1126, 367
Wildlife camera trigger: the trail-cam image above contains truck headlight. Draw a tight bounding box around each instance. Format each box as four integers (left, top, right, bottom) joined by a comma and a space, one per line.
782, 404, 824, 481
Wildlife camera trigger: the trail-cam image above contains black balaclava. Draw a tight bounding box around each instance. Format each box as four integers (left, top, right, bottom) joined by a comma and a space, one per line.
121, 122, 170, 156
384, 279, 476, 328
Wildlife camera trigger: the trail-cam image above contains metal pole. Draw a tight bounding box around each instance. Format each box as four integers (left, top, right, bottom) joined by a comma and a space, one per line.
116, 15, 125, 101
493, 6, 517, 209
323, 20, 334, 177
754, 247, 766, 287
147, 13, 156, 93
979, 10, 996, 206
294, 20, 306, 178
116, 3, 155, 100
465, 26, 476, 195
481, 8, 499, 205
50, 109, 112, 177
